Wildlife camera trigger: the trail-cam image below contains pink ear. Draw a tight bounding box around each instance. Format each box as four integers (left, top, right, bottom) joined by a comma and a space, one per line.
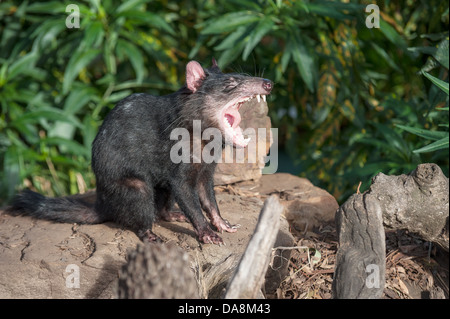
186, 61, 206, 92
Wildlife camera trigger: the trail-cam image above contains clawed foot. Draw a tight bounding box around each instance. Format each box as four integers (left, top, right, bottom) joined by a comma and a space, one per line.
198, 228, 225, 245
138, 229, 162, 244
159, 210, 187, 222
211, 216, 240, 234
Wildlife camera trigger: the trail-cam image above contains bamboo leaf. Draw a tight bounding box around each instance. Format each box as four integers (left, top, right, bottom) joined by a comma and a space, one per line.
26, 1, 66, 14
116, 10, 175, 35
63, 49, 101, 94
7, 51, 38, 81
242, 17, 275, 60
11, 108, 82, 128
215, 25, 251, 51
116, 39, 145, 83
116, 0, 151, 13
42, 137, 91, 157
413, 136, 449, 153
422, 72, 449, 95
379, 19, 408, 52
290, 33, 316, 92
200, 11, 261, 35
396, 124, 448, 141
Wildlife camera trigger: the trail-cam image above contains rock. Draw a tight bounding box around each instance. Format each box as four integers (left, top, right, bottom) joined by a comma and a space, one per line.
214, 98, 272, 185
0, 173, 337, 298
252, 173, 339, 234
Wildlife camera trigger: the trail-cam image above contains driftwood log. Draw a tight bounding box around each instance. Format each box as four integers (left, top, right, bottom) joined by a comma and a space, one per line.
333, 163, 449, 299
224, 195, 283, 298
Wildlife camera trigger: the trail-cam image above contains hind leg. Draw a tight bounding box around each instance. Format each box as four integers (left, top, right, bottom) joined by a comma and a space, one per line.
96, 178, 160, 243
154, 187, 187, 222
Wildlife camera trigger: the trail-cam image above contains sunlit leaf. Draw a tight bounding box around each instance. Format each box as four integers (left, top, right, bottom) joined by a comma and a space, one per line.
423, 72, 449, 95
413, 136, 449, 153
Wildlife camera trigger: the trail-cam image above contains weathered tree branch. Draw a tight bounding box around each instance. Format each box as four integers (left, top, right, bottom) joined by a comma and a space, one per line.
333, 192, 386, 299
224, 195, 283, 299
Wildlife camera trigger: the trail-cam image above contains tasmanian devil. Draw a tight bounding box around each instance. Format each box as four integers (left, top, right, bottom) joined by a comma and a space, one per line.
10, 59, 273, 245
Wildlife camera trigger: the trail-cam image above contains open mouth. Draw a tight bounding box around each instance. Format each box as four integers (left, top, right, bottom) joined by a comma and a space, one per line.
221, 94, 267, 148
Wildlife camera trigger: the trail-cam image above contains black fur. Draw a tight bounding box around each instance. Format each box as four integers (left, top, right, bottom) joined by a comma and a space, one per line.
9, 60, 273, 244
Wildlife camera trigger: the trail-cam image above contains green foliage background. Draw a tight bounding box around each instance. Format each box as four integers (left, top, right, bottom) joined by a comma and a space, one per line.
0, 0, 448, 204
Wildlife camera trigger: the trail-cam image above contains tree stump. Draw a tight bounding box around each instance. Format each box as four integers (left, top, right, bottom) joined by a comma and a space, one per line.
333, 163, 449, 299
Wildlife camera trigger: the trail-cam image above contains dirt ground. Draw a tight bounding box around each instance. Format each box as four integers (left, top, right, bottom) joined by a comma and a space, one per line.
274, 224, 449, 299
0, 172, 448, 299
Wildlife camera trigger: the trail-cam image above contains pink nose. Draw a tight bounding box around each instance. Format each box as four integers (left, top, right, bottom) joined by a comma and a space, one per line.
262, 79, 273, 92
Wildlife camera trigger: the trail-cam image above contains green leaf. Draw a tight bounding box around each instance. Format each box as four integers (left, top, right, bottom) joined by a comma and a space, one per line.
3, 146, 21, 199
422, 72, 449, 95
63, 49, 101, 94
371, 122, 410, 157
413, 136, 449, 153
303, 2, 359, 20
26, 1, 66, 14
396, 124, 448, 141
48, 122, 76, 141
242, 17, 275, 60
63, 86, 97, 114
104, 90, 133, 104
215, 25, 251, 51
218, 41, 246, 68
11, 108, 82, 128
116, 39, 145, 83
82, 114, 99, 149
116, 0, 151, 13
7, 51, 38, 81
371, 42, 401, 72
116, 10, 175, 35
42, 137, 91, 157
83, 21, 104, 49
379, 19, 408, 52
200, 11, 261, 35
289, 33, 316, 92
281, 40, 293, 73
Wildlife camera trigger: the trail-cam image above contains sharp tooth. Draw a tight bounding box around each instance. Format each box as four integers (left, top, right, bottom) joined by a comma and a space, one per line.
225, 118, 231, 127
256, 94, 260, 103
262, 95, 266, 102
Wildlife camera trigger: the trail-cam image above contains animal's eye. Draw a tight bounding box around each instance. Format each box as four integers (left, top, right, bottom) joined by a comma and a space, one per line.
224, 78, 238, 91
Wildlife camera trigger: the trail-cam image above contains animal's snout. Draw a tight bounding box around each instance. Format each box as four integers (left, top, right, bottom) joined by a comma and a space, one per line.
262, 79, 273, 93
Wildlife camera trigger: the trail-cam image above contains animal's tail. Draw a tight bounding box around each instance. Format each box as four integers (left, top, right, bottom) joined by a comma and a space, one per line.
9, 189, 105, 224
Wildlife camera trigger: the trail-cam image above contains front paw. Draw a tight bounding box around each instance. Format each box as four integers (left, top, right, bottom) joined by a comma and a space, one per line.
198, 228, 224, 245
212, 216, 240, 234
